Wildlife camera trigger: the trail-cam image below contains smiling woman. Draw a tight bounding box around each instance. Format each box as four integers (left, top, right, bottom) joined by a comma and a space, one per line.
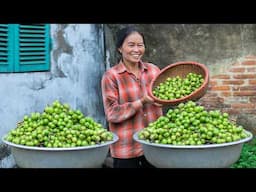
101, 26, 163, 168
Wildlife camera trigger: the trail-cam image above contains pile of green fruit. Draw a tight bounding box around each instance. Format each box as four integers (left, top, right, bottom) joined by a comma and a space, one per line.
138, 101, 250, 145
4, 100, 113, 148
152, 72, 204, 100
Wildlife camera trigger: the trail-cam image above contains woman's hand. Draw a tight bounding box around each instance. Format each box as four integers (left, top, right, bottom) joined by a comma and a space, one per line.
140, 94, 154, 105
153, 102, 163, 107
140, 94, 162, 107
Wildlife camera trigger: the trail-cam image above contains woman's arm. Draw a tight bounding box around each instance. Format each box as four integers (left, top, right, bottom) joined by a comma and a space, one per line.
101, 73, 143, 123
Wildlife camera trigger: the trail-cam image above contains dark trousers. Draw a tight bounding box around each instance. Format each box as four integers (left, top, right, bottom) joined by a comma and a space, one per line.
113, 156, 155, 168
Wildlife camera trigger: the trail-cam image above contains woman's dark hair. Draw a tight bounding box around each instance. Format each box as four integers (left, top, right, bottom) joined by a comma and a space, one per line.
116, 26, 146, 49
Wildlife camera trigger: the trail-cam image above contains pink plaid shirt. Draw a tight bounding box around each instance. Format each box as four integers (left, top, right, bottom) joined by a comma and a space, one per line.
101, 60, 163, 158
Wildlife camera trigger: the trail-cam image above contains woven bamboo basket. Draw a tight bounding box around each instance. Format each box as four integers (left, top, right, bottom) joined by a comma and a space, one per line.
149, 61, 209, 106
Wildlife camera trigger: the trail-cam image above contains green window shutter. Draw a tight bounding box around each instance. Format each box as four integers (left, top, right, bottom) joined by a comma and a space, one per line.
15, 24, 50, 72
0, 24, 14, 72
0, 24, 50, 73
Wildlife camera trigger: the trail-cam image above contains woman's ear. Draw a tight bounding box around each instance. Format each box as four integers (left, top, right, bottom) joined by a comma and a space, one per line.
118, 48, 122, 54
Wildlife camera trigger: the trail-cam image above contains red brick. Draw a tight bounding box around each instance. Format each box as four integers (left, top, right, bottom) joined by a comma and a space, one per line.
200, 97, 219, 102
249, 80, 256, 84
220, 92, 232, 97
229, 68, 245, 73
203, 92, 218, 97
233, 91, 256, 96
232, 86, 256, 91
239, 86, 256, 91
222, 80, 244, 85
242, 60, 256, 65
211, 75, 230, 79
233, 74, 256, 79
231, 103, 256, 109
210, 86, 230, 91
209, 80, 218, 86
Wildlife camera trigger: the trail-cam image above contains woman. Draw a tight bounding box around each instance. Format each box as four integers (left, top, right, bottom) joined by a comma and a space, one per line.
101, 26, 163, 168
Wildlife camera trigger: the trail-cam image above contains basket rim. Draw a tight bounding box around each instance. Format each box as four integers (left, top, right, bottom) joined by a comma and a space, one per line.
149, 61, 209, 104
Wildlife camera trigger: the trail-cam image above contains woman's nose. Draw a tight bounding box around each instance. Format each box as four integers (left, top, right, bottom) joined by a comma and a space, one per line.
133, 45, 140, 51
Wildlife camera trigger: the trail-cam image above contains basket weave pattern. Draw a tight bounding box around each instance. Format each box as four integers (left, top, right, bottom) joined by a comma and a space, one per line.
149, 61, 209, 106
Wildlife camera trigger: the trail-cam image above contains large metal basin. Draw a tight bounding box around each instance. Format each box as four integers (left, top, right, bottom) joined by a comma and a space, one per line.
133, 131, 253, 168
2, 133, 118, 168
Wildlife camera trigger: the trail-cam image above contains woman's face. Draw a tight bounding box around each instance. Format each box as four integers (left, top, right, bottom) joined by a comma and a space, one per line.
118, 32, 145, 65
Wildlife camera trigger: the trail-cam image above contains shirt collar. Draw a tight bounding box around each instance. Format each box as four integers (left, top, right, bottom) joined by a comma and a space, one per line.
115, 60, 148, 74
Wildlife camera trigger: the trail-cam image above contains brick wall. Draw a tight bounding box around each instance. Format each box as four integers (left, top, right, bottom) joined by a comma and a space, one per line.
199, 55, 256, 119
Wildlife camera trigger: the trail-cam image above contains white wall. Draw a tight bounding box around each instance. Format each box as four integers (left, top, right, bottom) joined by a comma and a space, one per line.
0, 24, 106, 167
